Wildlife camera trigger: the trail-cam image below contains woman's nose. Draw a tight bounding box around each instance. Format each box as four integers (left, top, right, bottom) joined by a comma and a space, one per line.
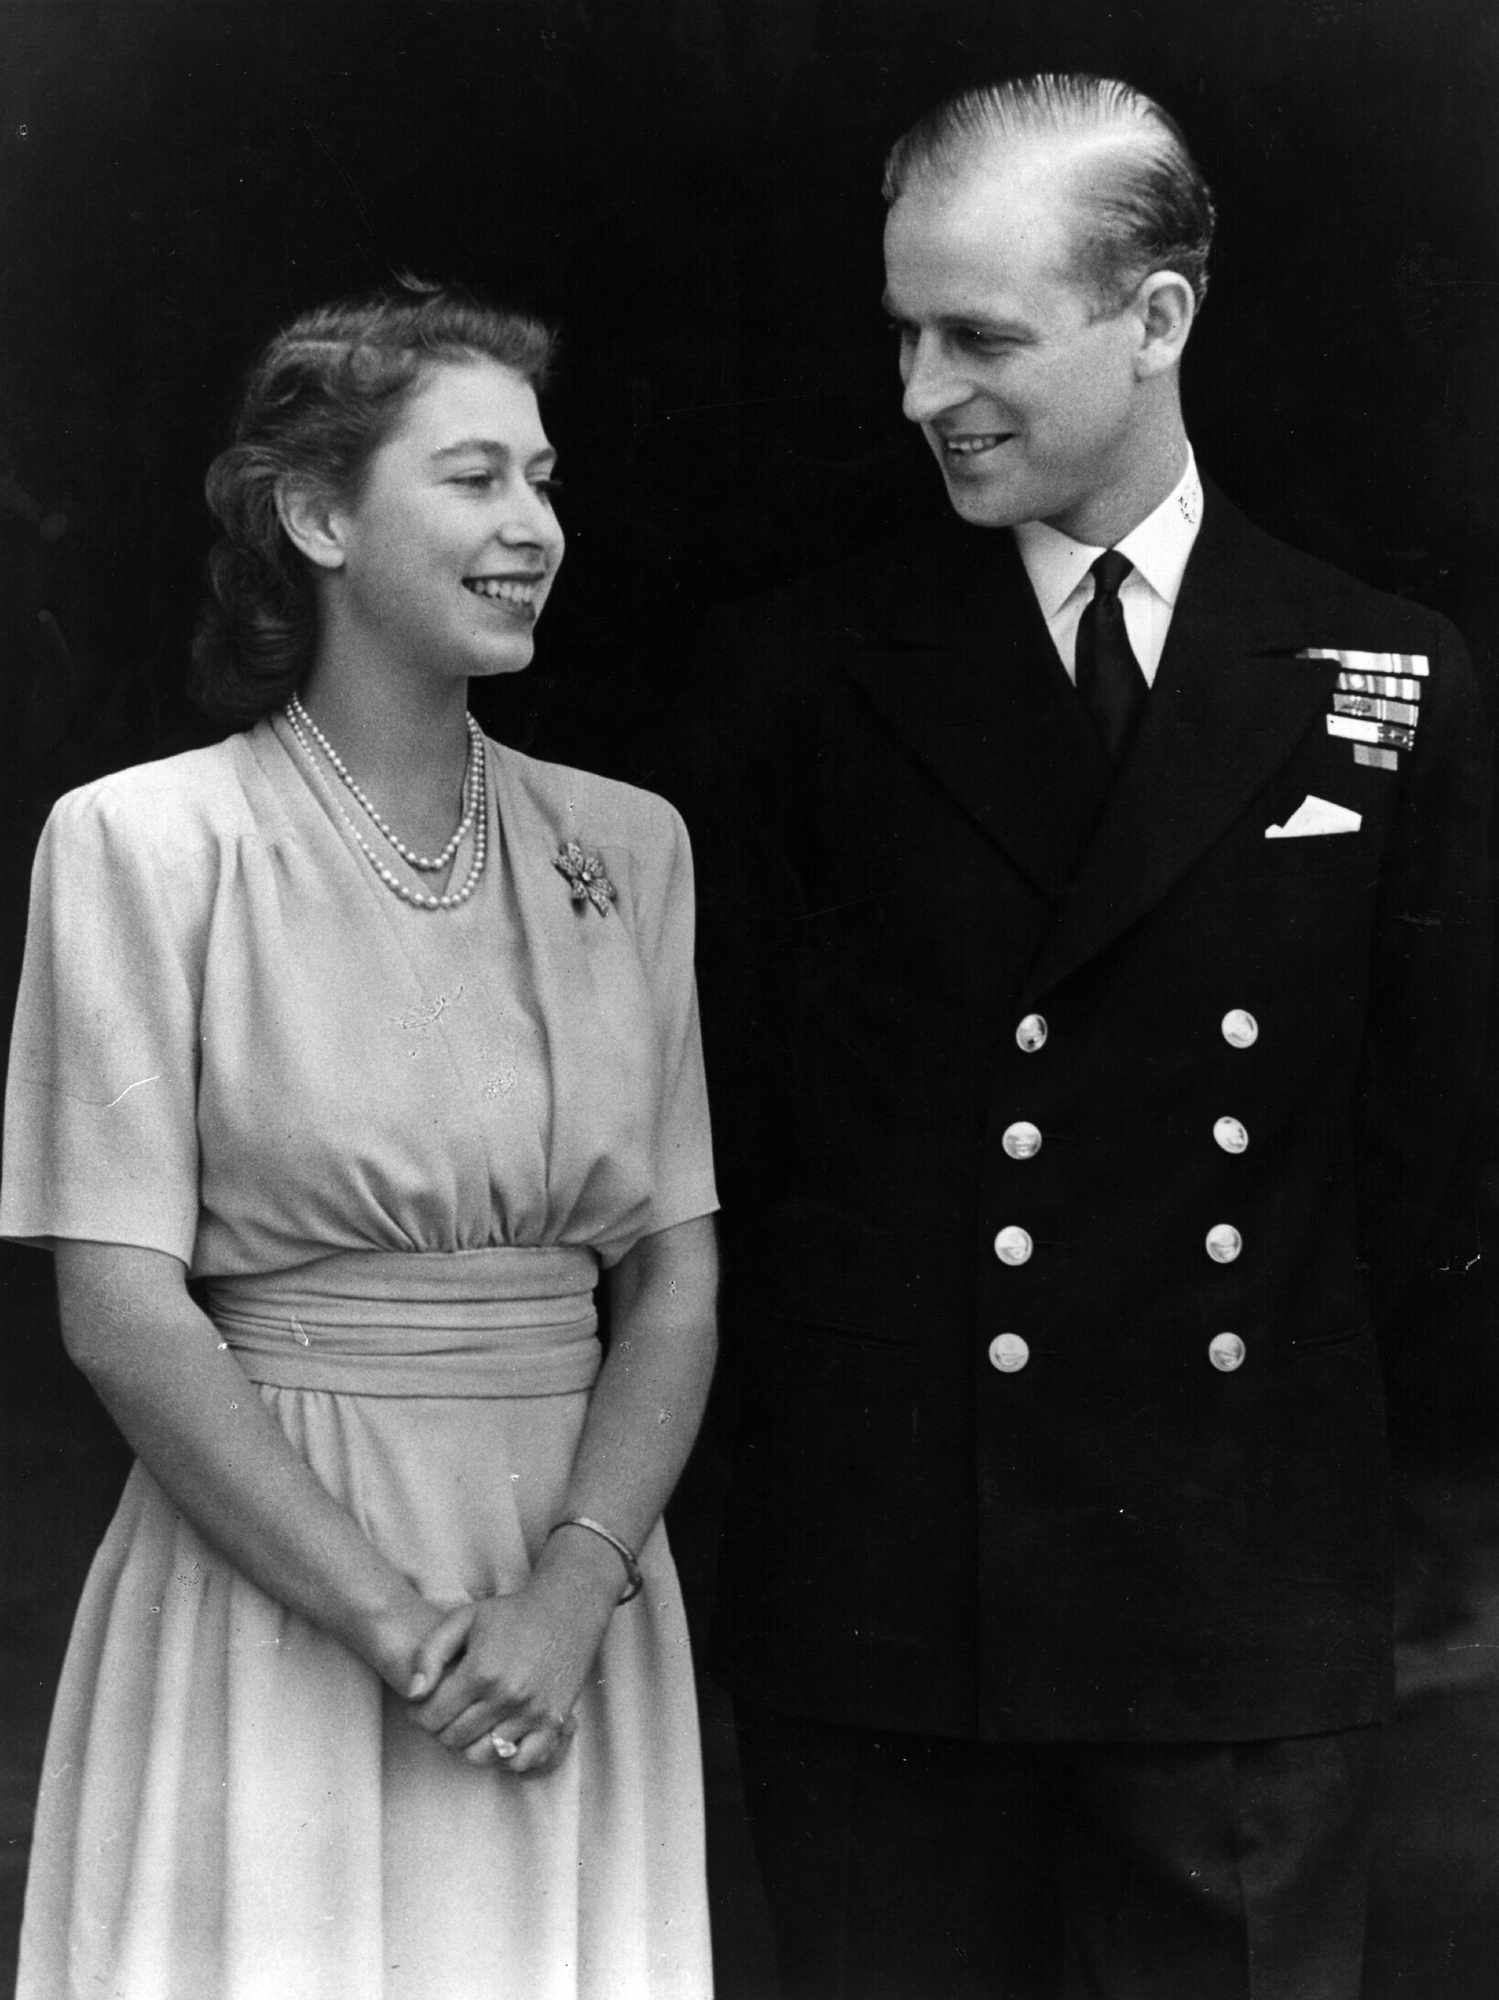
498, 484, 562, 551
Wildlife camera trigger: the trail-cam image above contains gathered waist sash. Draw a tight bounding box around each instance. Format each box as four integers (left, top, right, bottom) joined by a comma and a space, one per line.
206, 1246, 601, 1398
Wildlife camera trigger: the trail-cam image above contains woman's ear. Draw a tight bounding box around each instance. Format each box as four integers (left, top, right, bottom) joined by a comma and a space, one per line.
275, 478, 347, 572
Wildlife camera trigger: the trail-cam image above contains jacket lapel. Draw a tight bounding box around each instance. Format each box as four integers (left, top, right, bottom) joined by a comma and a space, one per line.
1024, 490, 1340, 1001
841, 519, 1112, 900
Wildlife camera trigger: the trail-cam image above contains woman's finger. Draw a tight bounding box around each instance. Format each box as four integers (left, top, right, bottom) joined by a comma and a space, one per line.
438, 1698, 506, 1753
407, 1603, 474, 1701
505, 1711, 578, 1776
464, 1725, 522, 1769
461, 1709, 576, 1774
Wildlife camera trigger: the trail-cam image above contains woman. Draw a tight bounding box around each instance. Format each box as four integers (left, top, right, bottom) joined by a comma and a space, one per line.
1, 283, 719, 1999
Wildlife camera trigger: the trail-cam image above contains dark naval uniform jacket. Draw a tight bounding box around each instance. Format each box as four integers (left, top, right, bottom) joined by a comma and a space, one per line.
676, 484, 1491, 1747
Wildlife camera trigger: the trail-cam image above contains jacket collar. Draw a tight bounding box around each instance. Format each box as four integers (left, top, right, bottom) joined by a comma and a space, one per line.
1022, 485, 1339, 999
839, 488, 1340, 985
841, 516, 1112, 900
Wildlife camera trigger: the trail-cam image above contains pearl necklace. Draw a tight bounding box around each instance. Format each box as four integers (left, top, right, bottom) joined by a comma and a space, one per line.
284, 697, 489, 912
287, 694, 483, 870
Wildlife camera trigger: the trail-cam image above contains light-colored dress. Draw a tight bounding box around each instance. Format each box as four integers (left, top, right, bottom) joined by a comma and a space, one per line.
0, 715, 719, 2000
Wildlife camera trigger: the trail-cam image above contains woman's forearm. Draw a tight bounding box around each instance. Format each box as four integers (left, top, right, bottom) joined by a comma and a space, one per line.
535, 1214, 719, 1598
54, 1240, 437, 1688
398, 1214, 717, 1761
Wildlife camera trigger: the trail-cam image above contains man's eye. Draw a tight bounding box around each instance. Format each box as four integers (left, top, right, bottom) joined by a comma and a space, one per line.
453, 473, 494, 490
532, 477, 562, 500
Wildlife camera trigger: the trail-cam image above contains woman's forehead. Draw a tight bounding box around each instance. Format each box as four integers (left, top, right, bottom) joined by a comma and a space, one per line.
386, 355, 548, 456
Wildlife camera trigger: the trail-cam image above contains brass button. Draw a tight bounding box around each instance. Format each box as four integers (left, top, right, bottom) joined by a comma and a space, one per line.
1209, 1332, 1246, 1372
1221, 1009, 1259, 1049
1015, 1014, 1048, 1053
988, 1333, 1030, 1373
1213, 1116, 1249, 1154
993, 1225, 1034, 1266
1205, 1223, 1243, 1264
1002, 1121, 1043, 1160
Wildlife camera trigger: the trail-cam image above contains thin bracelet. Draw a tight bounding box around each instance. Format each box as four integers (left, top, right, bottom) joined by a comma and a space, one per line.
548, 1515, 643, 1603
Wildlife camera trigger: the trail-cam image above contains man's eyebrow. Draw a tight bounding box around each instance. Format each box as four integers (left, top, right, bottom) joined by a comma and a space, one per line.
883, 305, 1032, 338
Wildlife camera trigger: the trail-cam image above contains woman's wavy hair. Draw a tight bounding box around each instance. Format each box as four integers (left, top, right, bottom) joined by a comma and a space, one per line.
190, 279, 555, 726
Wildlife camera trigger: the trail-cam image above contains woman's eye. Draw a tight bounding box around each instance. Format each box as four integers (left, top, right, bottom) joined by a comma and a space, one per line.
533, 477, 562, 501
453, 472, 494, 491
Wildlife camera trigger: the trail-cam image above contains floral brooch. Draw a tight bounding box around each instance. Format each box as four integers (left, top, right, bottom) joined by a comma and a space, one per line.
553, 839, 617, 917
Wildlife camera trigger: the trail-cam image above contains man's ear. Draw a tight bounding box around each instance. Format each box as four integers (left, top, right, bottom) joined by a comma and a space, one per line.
1134, 270, 1195, 379
276, 478, 347, 572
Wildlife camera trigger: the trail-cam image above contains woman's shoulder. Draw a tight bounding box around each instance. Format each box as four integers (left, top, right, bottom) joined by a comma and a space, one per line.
44, 732, 262, 856
492, 741, 688, 852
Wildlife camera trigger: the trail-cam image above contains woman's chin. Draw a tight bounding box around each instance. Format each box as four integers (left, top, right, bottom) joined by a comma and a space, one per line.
465, 643, 537, 680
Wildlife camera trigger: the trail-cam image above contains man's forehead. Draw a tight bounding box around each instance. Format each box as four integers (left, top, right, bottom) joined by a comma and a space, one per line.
884, 156, 1084, 305
892, 124, 1146, 249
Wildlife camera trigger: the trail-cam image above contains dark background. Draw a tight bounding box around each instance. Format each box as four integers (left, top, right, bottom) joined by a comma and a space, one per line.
2, 0, 1498, 1992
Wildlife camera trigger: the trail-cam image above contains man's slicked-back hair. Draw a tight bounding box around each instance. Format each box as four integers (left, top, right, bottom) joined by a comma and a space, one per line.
882, 73, 1216, 316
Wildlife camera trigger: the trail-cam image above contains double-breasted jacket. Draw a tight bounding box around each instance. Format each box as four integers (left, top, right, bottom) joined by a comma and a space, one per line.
669, 487, 1491, 1744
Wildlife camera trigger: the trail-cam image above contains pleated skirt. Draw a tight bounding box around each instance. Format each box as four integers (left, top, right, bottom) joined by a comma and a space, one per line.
17, 1248, 712, 2000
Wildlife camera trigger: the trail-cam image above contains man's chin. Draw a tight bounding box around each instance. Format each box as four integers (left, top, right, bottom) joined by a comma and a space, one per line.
939, 473, 1024, 530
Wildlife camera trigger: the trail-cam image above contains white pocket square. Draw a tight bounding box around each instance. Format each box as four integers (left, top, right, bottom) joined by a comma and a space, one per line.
1265, 795, 1362, 839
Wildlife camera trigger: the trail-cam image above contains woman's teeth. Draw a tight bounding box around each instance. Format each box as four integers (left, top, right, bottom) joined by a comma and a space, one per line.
463, 578, 539, 603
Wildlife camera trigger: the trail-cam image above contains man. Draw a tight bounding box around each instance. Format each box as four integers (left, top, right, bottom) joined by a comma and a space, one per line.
684, 73, 1491, 2000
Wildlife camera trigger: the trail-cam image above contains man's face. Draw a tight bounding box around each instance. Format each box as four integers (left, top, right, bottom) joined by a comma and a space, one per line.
883, 152, 1153, 544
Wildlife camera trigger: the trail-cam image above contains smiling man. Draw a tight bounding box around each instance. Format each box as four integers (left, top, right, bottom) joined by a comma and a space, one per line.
682, 72, 1493, 2000
884, 121, 1194, 548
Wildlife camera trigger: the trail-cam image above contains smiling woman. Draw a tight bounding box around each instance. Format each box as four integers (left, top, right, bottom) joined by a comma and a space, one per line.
0, 281, 719, 1999
191, 284, 559, 727
283, 357, 564, 699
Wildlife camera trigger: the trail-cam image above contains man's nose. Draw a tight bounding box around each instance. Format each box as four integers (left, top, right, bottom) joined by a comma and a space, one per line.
900, 332, 963, 424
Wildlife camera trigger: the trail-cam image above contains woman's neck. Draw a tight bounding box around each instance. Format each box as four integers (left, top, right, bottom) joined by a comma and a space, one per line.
294, 658, 476, 851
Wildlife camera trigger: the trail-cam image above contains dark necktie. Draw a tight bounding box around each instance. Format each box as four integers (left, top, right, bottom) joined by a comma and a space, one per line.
1075, 549, 1146, 763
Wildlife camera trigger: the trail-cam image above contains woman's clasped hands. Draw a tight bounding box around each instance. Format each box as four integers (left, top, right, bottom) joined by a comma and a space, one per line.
399, 1561, 619, 1776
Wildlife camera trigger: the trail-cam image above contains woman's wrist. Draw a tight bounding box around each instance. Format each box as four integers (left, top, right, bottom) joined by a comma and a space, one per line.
533, 1524, 631, 1620
342, 1584, 439, 1686
545, 1515, 643, 1603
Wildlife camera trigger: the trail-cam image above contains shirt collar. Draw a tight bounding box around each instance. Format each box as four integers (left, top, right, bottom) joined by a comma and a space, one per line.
1013, 447, 1203, 617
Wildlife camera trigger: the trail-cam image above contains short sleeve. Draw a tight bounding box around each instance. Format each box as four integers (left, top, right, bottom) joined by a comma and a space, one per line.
599, 800, 719, 1265
0, 784, 205, 1262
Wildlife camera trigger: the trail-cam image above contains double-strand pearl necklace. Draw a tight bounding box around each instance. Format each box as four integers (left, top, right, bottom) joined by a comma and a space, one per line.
285, 695, 488, 911
287, 693, 484, 870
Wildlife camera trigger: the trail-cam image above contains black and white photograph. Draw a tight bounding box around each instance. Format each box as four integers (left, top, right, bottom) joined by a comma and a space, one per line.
2, 3, 1497, 1996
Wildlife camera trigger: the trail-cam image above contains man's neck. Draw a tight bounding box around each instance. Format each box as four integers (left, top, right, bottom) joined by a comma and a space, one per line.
1041, 391, 1191, 545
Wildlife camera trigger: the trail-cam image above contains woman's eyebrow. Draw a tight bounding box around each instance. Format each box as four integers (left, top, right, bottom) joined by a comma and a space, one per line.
429, 439, 558, 469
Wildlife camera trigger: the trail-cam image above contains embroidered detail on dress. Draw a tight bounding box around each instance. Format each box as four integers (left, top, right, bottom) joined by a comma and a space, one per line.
477, 1027, 521, 1100
392, 986, 465, 1036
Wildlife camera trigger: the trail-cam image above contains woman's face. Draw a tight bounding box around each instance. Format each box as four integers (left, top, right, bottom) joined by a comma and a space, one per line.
322, 355, 565, 683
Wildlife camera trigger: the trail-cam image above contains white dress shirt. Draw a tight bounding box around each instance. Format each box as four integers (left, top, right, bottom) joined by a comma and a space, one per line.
1013, 449, 1204, 687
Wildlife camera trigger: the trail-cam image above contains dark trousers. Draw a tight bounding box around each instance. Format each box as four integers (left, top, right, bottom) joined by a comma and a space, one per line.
735, 1700, 1380, 2000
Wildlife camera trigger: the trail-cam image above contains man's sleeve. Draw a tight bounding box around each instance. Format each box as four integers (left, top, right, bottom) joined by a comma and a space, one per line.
1358, 614, 1494, 1333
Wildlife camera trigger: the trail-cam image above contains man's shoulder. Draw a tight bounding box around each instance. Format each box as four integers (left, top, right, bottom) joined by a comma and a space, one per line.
710, 513, 1006, 648
1198, 483, 1466, 653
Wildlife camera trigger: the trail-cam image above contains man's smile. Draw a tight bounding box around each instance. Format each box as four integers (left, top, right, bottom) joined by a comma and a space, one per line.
938, 431, 1015, 457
